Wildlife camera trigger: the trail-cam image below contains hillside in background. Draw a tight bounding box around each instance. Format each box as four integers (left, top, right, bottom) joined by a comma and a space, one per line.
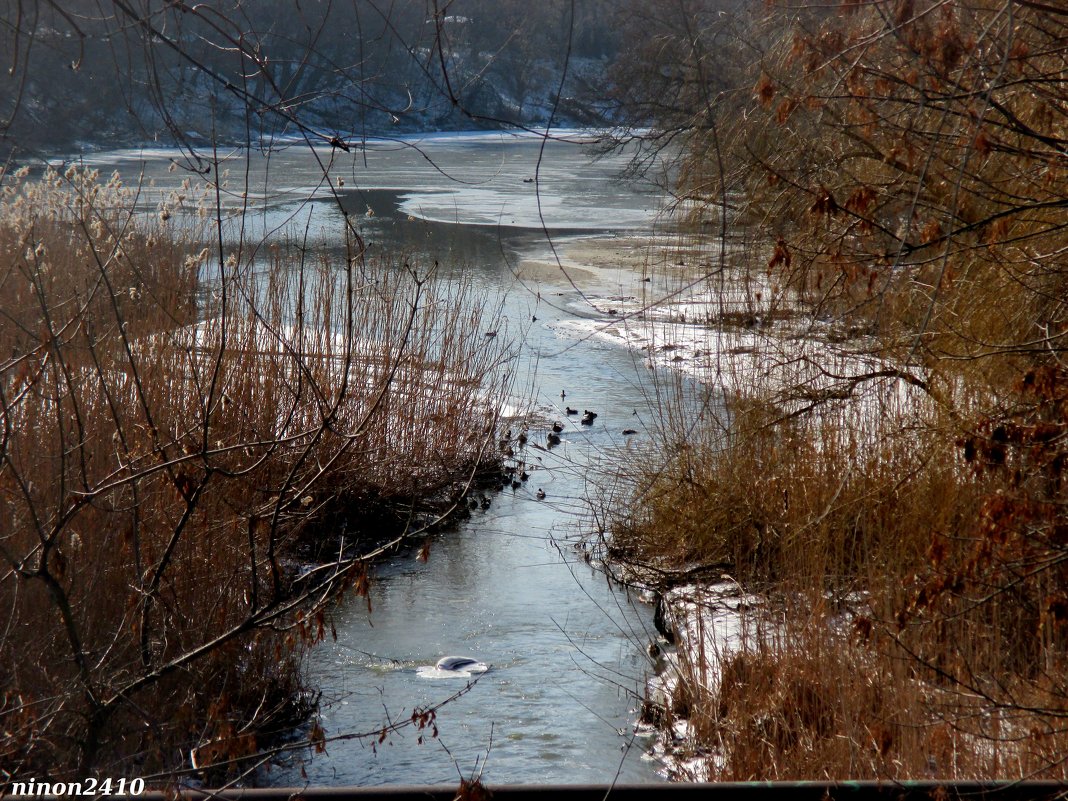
1, 0, 631, 157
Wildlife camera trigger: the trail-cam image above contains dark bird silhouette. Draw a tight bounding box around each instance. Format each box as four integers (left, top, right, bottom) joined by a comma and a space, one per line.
552, 421, 564, 433
581, 410, 597, 425
565, 407, 578, 415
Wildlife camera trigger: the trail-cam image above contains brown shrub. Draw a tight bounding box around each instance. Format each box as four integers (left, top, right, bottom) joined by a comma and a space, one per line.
0, 166, 509, 778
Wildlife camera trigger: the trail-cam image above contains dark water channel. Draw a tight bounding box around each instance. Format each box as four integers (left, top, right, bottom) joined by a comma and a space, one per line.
83, 132, 680, 785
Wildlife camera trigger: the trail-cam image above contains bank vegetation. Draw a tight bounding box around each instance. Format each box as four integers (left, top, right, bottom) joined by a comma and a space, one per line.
0, 164, 509, 780
607, 0, 1068, 780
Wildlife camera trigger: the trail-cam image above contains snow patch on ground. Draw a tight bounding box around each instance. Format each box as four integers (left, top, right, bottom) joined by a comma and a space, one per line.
640, 582, 775, 780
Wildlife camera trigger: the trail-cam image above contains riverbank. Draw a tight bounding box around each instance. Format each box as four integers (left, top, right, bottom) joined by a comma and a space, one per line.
0, 166, 511, 782
586, 230, 1068, 779
495, 222, 945, 780
1, 132, 685, 787
560, 230, 991, 778
583, 237, 979, 777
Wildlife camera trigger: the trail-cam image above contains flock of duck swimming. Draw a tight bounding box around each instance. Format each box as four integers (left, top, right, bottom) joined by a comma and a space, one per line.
471, 393, 641, 509
546, 407, 597, 447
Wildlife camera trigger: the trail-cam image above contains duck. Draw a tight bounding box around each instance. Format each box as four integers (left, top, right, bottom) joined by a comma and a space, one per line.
581, 410, 597, 425
547, 432, 561, 447
536, 488, 546, 500
551, 421, 564, 433
565, 406, 578, 416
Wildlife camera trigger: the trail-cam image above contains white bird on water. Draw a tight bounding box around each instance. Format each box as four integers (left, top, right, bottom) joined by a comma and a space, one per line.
417, 655, 490, 678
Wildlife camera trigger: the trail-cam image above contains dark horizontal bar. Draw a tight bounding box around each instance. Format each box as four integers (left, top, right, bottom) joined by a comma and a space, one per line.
15, 782, 1068, 801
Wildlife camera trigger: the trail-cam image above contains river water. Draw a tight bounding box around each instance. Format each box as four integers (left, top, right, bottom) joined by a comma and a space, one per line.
82, 131, 681, 785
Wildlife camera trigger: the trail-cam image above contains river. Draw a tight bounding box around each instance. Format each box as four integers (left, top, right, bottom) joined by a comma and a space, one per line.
80, 130, 682, 785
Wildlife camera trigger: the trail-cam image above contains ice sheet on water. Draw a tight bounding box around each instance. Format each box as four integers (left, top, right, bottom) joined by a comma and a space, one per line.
397, 184, 660, 230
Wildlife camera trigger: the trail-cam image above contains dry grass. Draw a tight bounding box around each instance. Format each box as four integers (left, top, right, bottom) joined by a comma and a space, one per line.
614, 370, 1068, 779
0, 165, 509, 779
605, 0, 1068, 779
670, 624, 1009, 781
613, 393, 957, 587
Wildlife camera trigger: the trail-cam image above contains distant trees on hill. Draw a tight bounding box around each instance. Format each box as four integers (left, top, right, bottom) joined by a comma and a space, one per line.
0, 0, 629, 157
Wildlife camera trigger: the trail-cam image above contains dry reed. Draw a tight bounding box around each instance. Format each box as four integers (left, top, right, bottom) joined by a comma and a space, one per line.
0, 164, 510, 779
604, 0, 1068, 780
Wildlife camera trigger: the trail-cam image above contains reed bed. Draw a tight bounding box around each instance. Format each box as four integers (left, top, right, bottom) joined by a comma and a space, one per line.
612, 343, 1068, 779
0, 165, 510, 779
601, 0, 1068, 780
